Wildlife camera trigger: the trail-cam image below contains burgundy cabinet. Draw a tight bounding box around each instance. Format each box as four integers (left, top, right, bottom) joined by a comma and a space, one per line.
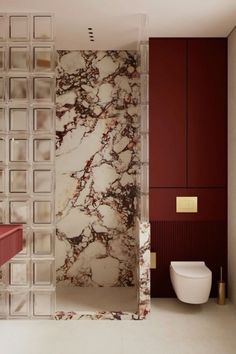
149, 38, 227, 189
188, 39, 227, 187
149, 39, 187, 188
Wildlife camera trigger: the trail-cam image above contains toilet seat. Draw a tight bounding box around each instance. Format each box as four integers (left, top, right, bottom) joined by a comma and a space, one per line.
170, 261, 211, 279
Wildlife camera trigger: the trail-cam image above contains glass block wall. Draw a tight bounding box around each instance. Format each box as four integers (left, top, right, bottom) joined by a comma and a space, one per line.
137, 14, 150, 318
0, 13, 56, 319
139, 14, 149, 222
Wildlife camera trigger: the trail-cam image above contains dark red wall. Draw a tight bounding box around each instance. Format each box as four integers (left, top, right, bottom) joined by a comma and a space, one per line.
149, 39, 187, 188
150, 188, 226, 221
149, 38, 227, 298
188, 39, 227, 187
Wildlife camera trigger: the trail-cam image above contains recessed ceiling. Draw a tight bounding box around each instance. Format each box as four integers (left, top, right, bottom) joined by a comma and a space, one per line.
1, 0, 236, 49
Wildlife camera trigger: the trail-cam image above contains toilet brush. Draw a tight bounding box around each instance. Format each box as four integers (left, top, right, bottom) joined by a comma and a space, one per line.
217, 266, 225, 305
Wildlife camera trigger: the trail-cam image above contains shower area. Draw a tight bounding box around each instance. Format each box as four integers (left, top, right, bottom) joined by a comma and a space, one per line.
0, 13, 150, 320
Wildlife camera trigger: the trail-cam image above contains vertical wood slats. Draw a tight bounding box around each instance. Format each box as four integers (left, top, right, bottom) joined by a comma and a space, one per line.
151, 220, 227, 297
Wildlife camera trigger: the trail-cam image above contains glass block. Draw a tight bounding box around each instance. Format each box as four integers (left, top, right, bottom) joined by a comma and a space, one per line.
0, 16, 6, 41
9, 138, 28, 162
0, 264, 7, 287
33, 77, 54, 101
141, 133, 149, 163
0, 77, 4, 101
33, 200, 52, 224
140, 193, 149, 222
33, 170, 52, 193
9, 291, 29, 317
33, 16, 53, 40
140, 104, 149, 133
141, 163, 149, 194
9, 170, 28, 193
140, 43, 149, 73
9, 46, 29, 71
0, 200, 3, 223
32, 291, 54, 317
0, 107, 5, 130
9, 77, 28, 101
9, 108, 28, 131
32, 229, 53, 256
0, 291, 7, 317
9, 16, 29, 41
0, 47, 4, 70
9, 261, 28, 286
0, 138, 4, 161
10, 200, 28, 223
33, 139, 52, 162
141, 74, 149, 104
32, 261, 53, 286
18, 228, 29, 257
0, 169, 4, 193
33, 46, 54, 72
33, 108, 53, 132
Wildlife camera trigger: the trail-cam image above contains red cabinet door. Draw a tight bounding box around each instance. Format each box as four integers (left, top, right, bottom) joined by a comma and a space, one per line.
187, 39, 227, 187
149, 39, 187, 187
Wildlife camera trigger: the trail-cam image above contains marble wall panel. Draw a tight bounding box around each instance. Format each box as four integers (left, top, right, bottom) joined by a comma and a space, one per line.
56, 50, 140, 287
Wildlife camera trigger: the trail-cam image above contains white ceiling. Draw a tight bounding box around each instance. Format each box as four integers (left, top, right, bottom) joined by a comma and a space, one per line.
1, 0, 236, 49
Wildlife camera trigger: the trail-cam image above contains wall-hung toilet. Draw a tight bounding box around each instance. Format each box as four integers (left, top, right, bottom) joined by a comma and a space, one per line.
170, 261, 212, 304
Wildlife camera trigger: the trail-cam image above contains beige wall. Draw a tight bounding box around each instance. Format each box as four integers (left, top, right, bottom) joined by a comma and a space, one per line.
228, 27, 236, 304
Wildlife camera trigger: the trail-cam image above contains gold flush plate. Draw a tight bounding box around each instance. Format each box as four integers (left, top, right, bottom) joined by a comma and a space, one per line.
150, 252, 156, 269
176, 196, 198, 213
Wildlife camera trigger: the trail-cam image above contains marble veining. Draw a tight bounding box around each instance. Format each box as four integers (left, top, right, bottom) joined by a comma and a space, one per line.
54, 310, 140, 321
53, 221, 151, 320
138, 221, 151, 319
56, 51, 140, 287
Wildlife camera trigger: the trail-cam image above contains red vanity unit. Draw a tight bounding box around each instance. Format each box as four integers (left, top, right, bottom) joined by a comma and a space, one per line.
0, 225, 23, 266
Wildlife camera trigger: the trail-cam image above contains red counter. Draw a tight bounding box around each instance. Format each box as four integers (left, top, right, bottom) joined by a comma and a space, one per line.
0, 225, 23, 266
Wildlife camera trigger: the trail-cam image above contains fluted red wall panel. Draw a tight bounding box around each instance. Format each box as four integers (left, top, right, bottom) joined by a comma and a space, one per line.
188, 39, 227, 187
151, 221, 227, 297
149, 38, 187, 187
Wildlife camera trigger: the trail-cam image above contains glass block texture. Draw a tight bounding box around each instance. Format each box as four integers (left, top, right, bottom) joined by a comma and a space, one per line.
9, 291, 29, 318
10, 138, 28, 161
0, 13, 55, 319
9, 108, 28, 131
10, 170, 28, 193
9, 46, 29, 71
9, 77, 28, 101
33, 108, 53, 132
0, 47, 5, 70
0, 108, 4, 130
32, 291, 54, 318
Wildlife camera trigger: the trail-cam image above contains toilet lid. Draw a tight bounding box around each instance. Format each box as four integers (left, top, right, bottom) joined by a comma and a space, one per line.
170, 262, 212, 279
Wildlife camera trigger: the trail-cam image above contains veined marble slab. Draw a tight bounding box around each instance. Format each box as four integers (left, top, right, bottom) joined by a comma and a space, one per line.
56, 51, 140, 287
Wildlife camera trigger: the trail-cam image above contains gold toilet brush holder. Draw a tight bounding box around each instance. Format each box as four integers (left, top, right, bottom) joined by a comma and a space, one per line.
217, 266, 225, 305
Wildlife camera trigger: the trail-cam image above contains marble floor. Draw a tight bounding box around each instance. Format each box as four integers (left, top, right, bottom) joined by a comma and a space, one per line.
56, 287, 138, 312
0, 298, 236, 354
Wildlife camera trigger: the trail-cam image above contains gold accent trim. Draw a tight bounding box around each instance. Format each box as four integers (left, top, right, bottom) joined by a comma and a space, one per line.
150, 252, 156, 269
176, 196, 198, 213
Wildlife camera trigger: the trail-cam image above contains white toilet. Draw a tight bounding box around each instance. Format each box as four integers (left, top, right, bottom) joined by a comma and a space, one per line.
170, 261, 212, 304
